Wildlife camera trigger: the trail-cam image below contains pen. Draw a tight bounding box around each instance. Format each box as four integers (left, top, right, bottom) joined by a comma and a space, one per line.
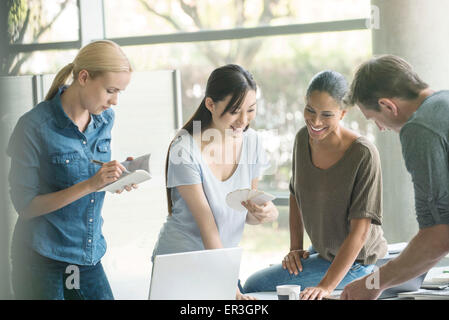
91, 159, 130, 173
91, 159, 105, 166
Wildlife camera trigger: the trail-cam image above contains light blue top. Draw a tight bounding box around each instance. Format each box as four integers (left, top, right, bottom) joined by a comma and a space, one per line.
152, 128, 269, 259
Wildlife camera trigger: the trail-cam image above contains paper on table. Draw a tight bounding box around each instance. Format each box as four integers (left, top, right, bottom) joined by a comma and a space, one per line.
398, 288, 449, 300
387, 242, 408, 254
98, 153, 151, 193
426, 273, 449, 285
226, 188, 276, 212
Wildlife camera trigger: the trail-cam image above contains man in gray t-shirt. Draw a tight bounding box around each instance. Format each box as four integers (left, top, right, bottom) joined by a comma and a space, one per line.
341, 54, 449, 300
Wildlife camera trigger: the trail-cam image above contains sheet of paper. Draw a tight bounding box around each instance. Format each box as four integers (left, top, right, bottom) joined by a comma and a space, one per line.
387, 242, 408, 254
225, 189, 250, 212
226, 188, 275, 211
122, 154, 151, 173
250, 192, 275, 206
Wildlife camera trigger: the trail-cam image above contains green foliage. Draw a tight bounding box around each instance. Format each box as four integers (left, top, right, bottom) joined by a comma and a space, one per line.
4, 0, 72, 75
7, 0, 27, 43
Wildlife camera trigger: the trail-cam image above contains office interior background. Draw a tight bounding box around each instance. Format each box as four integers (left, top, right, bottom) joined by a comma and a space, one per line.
1, 0, 449, 299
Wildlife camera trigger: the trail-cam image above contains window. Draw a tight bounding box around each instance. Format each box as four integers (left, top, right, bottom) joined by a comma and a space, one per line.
14, 50, 78, 75
4, 0, 79, 76
104, 0, 371, 37
9, 0, 79, 44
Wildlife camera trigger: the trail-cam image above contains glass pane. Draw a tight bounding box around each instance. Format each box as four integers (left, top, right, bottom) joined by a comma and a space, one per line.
13, 50, 78, 75
104, 0, 371, 38
7, 0, 79, 45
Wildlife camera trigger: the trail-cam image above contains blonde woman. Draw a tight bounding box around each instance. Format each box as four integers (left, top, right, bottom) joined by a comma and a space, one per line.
7, 40, 134, 299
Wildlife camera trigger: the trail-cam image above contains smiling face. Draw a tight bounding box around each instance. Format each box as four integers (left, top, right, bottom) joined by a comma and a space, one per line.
79, 70, 132, 115
206, 89, 257, 138
304, 90, 346, 142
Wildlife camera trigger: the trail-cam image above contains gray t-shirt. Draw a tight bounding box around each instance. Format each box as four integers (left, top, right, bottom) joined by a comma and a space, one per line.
400, 90, 449, 229
289, 127, 387, 265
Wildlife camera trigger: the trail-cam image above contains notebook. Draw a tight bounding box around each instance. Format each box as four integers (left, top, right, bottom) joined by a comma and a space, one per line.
98, 153, 151, 193
148, 247, 242, 300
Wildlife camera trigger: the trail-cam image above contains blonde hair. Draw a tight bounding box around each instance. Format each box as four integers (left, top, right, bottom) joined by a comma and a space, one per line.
45, 40, 133, 100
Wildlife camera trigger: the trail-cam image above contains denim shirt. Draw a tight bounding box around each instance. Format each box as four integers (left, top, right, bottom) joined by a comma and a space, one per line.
7, 87, 114, 266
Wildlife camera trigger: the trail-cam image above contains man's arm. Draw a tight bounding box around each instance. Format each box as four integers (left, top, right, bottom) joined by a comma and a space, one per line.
341, 224, 449, 300
378, 224, 449, 290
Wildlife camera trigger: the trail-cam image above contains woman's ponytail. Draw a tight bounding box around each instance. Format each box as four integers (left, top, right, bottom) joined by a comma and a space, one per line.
44, 62, 74, 101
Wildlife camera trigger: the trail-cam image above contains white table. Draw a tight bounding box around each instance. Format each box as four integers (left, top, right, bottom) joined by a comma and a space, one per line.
245, 266, 449, 300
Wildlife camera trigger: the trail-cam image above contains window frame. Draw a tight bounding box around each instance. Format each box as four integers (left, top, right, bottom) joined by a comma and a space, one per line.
7, 0, 371, 205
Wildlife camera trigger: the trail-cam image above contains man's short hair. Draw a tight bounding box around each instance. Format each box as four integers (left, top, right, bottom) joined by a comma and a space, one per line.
345, 55, 428, 111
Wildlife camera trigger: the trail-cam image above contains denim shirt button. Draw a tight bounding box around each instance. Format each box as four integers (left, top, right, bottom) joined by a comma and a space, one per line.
91, 199, 95, 203
82, 140, 87, 145
65, 159, 70, 164
89, 218, 93, 223
88, 239, 92, 243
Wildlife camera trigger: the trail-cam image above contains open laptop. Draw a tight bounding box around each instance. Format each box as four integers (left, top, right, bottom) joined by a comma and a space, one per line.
374, 252, 427, 299
148, 247, 242, 300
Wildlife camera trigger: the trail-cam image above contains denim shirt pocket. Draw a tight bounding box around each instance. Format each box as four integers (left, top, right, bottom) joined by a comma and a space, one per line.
95, 139, 111, 162
50, 151, 82, 187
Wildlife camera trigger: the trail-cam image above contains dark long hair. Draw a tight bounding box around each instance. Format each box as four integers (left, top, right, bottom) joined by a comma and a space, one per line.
165, 64, 257, 215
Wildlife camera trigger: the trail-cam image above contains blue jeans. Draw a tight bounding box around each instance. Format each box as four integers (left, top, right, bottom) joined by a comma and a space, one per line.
11, 246, 114, 300
242, 248, 374, 293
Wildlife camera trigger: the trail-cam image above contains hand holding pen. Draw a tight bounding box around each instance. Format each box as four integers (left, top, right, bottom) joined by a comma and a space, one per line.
89, 157, 138, 193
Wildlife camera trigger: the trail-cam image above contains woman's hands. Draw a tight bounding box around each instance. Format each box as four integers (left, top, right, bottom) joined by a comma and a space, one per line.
300, 285, 332, 300
281, 249, 334, 300
236, 287, 257, 300
282, 249, 309, 275
115, 157, 139, 194
242, 200, 278, 224
88, 157, 138, 193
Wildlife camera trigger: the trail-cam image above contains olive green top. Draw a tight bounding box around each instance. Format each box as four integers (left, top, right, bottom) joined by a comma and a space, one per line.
289, 127, 387, 265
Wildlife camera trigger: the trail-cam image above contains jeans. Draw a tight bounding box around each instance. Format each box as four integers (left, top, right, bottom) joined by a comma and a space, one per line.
242, 248, 375, 293
11, 247, 114, 300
